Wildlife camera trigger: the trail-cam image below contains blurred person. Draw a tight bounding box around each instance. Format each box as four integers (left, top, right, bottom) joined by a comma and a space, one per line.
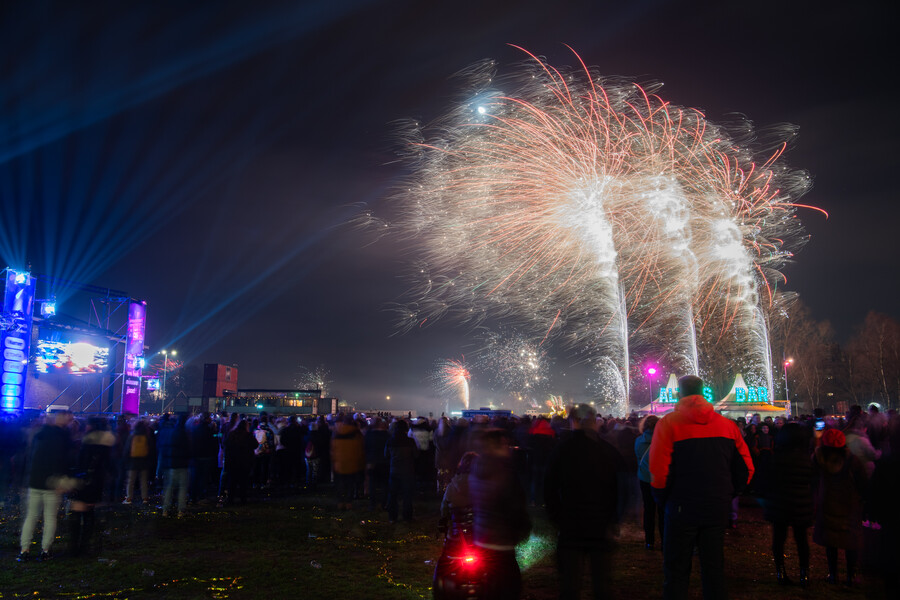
545, 404, 622, 599
331, 414, 365, 510
364, 417, 390, 510
761, 422, 814, 586
159, 414, 191, 517
224, 420, 258, 505
252, 414, 275, 489
67, 417, 114, 556
18, 412, 74, 561
649, 375, 754, 600
304, 417, 330, 492
527, 416, 557, 507
813, 428, 867, 586
385, 419, 417, 522
123, 420, 154, 505
189, 412, 218, 504
635, 414, 664, 549
469, 428, 531, 600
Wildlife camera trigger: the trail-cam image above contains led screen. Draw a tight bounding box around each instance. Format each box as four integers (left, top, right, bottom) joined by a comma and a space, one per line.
34, 332, 109, 375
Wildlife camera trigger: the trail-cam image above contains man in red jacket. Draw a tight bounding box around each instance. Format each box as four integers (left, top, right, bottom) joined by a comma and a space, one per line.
649, 375, 754, 600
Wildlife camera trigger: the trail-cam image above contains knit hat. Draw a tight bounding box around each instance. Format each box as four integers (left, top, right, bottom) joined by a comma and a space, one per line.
821, 428, 846, 448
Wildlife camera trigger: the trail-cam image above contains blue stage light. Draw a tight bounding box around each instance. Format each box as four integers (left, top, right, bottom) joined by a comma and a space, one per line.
41, 301, 56, 317
13, 270, 28, 285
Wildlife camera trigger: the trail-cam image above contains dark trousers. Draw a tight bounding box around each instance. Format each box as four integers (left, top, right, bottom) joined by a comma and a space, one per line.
190, 457, 215, 502
640, 480, 665, 546
387, 473, 414, 521
663, 515, 726, 600
825, 546, 858, 580
557, 539, 613, 600
771, 522, 809, 569
479, 547, 521, 600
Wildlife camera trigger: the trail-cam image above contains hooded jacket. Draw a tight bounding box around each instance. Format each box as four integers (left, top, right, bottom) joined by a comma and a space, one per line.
649, 395, 753, 526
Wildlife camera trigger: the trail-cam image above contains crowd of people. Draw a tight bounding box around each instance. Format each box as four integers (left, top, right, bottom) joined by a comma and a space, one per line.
1, 392, 898, 599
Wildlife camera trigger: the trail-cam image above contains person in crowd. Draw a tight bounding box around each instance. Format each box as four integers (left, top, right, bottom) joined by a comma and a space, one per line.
224, 420, 258, 505
526, 416, 556, 507
190, 412, 219, 504
468, 428, 531, 600
440, 451, 478, 525
67, 417, 115, 556
278, 416, 305, 488
252, 414, 276, 490
869, 416, 900, 598
761, 422, 814, 586
159, 413, 191, 517
304, 417, 330, 492
433, 417, 456, 496
385, 418, 418, 522
123, 419, 154, 505
545, 404, 622, 600
216, 412, 240, 505
649, 375, 754, 600
813, 428, 867, 586
364, 417, 390, 510
18, 411, 74, 562
331, 413, 365, 510
635, 414, 664, 549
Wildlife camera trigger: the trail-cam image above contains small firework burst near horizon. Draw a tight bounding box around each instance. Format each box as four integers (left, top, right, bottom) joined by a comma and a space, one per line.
432, 358, 471, 410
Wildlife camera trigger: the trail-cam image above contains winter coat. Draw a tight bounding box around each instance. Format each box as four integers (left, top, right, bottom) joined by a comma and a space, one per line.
385, 433, 417, 478
761, 446, 814, 526
224, 428, 258, 473
158, 423, 191, 470
27, 424, 72, 490
545, 428, 621, 544
634, 430, 653, 483
70, 430, 115, 504
331, 422, 365, 475
441, 471, 473, 519
649, 395, 754, 526
470, 453, 531, 549
813, 445, 867, 549
364, 428, 390, 467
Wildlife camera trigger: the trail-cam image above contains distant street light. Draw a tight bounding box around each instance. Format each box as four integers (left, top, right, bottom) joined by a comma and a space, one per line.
162, 349, 177, 413
647, 365, 658, 413
783, 357, 794, 414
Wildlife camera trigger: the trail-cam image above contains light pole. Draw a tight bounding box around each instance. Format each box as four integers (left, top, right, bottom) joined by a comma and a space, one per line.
783, 357, 794, 415
647, 366, 658, 413
162, 349, 176, 413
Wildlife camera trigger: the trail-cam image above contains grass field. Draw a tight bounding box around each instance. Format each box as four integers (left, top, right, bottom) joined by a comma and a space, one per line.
0, 489, 881, 599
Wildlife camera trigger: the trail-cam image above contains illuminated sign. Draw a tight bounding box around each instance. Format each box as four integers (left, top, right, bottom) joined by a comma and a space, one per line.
658, 387, 678, 403
1, 270, 36, 410
146, 378, 160, 391
121, 301, 146, 414
734, 386, 769, 403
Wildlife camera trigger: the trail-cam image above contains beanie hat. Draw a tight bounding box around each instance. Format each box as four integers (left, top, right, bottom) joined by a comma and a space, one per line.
822, 428, 846, 448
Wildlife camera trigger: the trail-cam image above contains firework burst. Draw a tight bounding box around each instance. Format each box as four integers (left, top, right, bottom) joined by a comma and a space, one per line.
392, 47, 820, 408
432, 357, 471, 410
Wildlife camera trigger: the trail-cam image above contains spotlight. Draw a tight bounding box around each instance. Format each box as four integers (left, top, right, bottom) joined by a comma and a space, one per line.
13, 270, 28, 285
41, 302, 56, 317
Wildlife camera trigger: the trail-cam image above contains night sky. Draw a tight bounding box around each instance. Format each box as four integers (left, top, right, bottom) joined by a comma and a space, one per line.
2, 0, 897, 412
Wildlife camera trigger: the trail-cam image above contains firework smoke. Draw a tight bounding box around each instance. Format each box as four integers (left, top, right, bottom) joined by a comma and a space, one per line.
392, 47, 817, 409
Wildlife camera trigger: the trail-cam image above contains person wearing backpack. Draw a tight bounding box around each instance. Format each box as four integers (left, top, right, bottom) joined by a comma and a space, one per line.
123, 420, 154, 505
253, 415, 275, 490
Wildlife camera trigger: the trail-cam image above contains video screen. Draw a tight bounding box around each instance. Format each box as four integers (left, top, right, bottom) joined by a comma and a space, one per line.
34, 331, 110, 375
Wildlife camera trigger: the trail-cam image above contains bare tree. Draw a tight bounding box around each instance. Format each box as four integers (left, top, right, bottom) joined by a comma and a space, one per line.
845, 312, 900, 410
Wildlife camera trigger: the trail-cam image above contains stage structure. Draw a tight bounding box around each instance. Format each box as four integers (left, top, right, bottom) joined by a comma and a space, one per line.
1, 268, 147, 414
1, 269, 36, 411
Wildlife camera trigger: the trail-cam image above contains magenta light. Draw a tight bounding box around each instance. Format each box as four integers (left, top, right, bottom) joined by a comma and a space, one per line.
647, 367, 657, 375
